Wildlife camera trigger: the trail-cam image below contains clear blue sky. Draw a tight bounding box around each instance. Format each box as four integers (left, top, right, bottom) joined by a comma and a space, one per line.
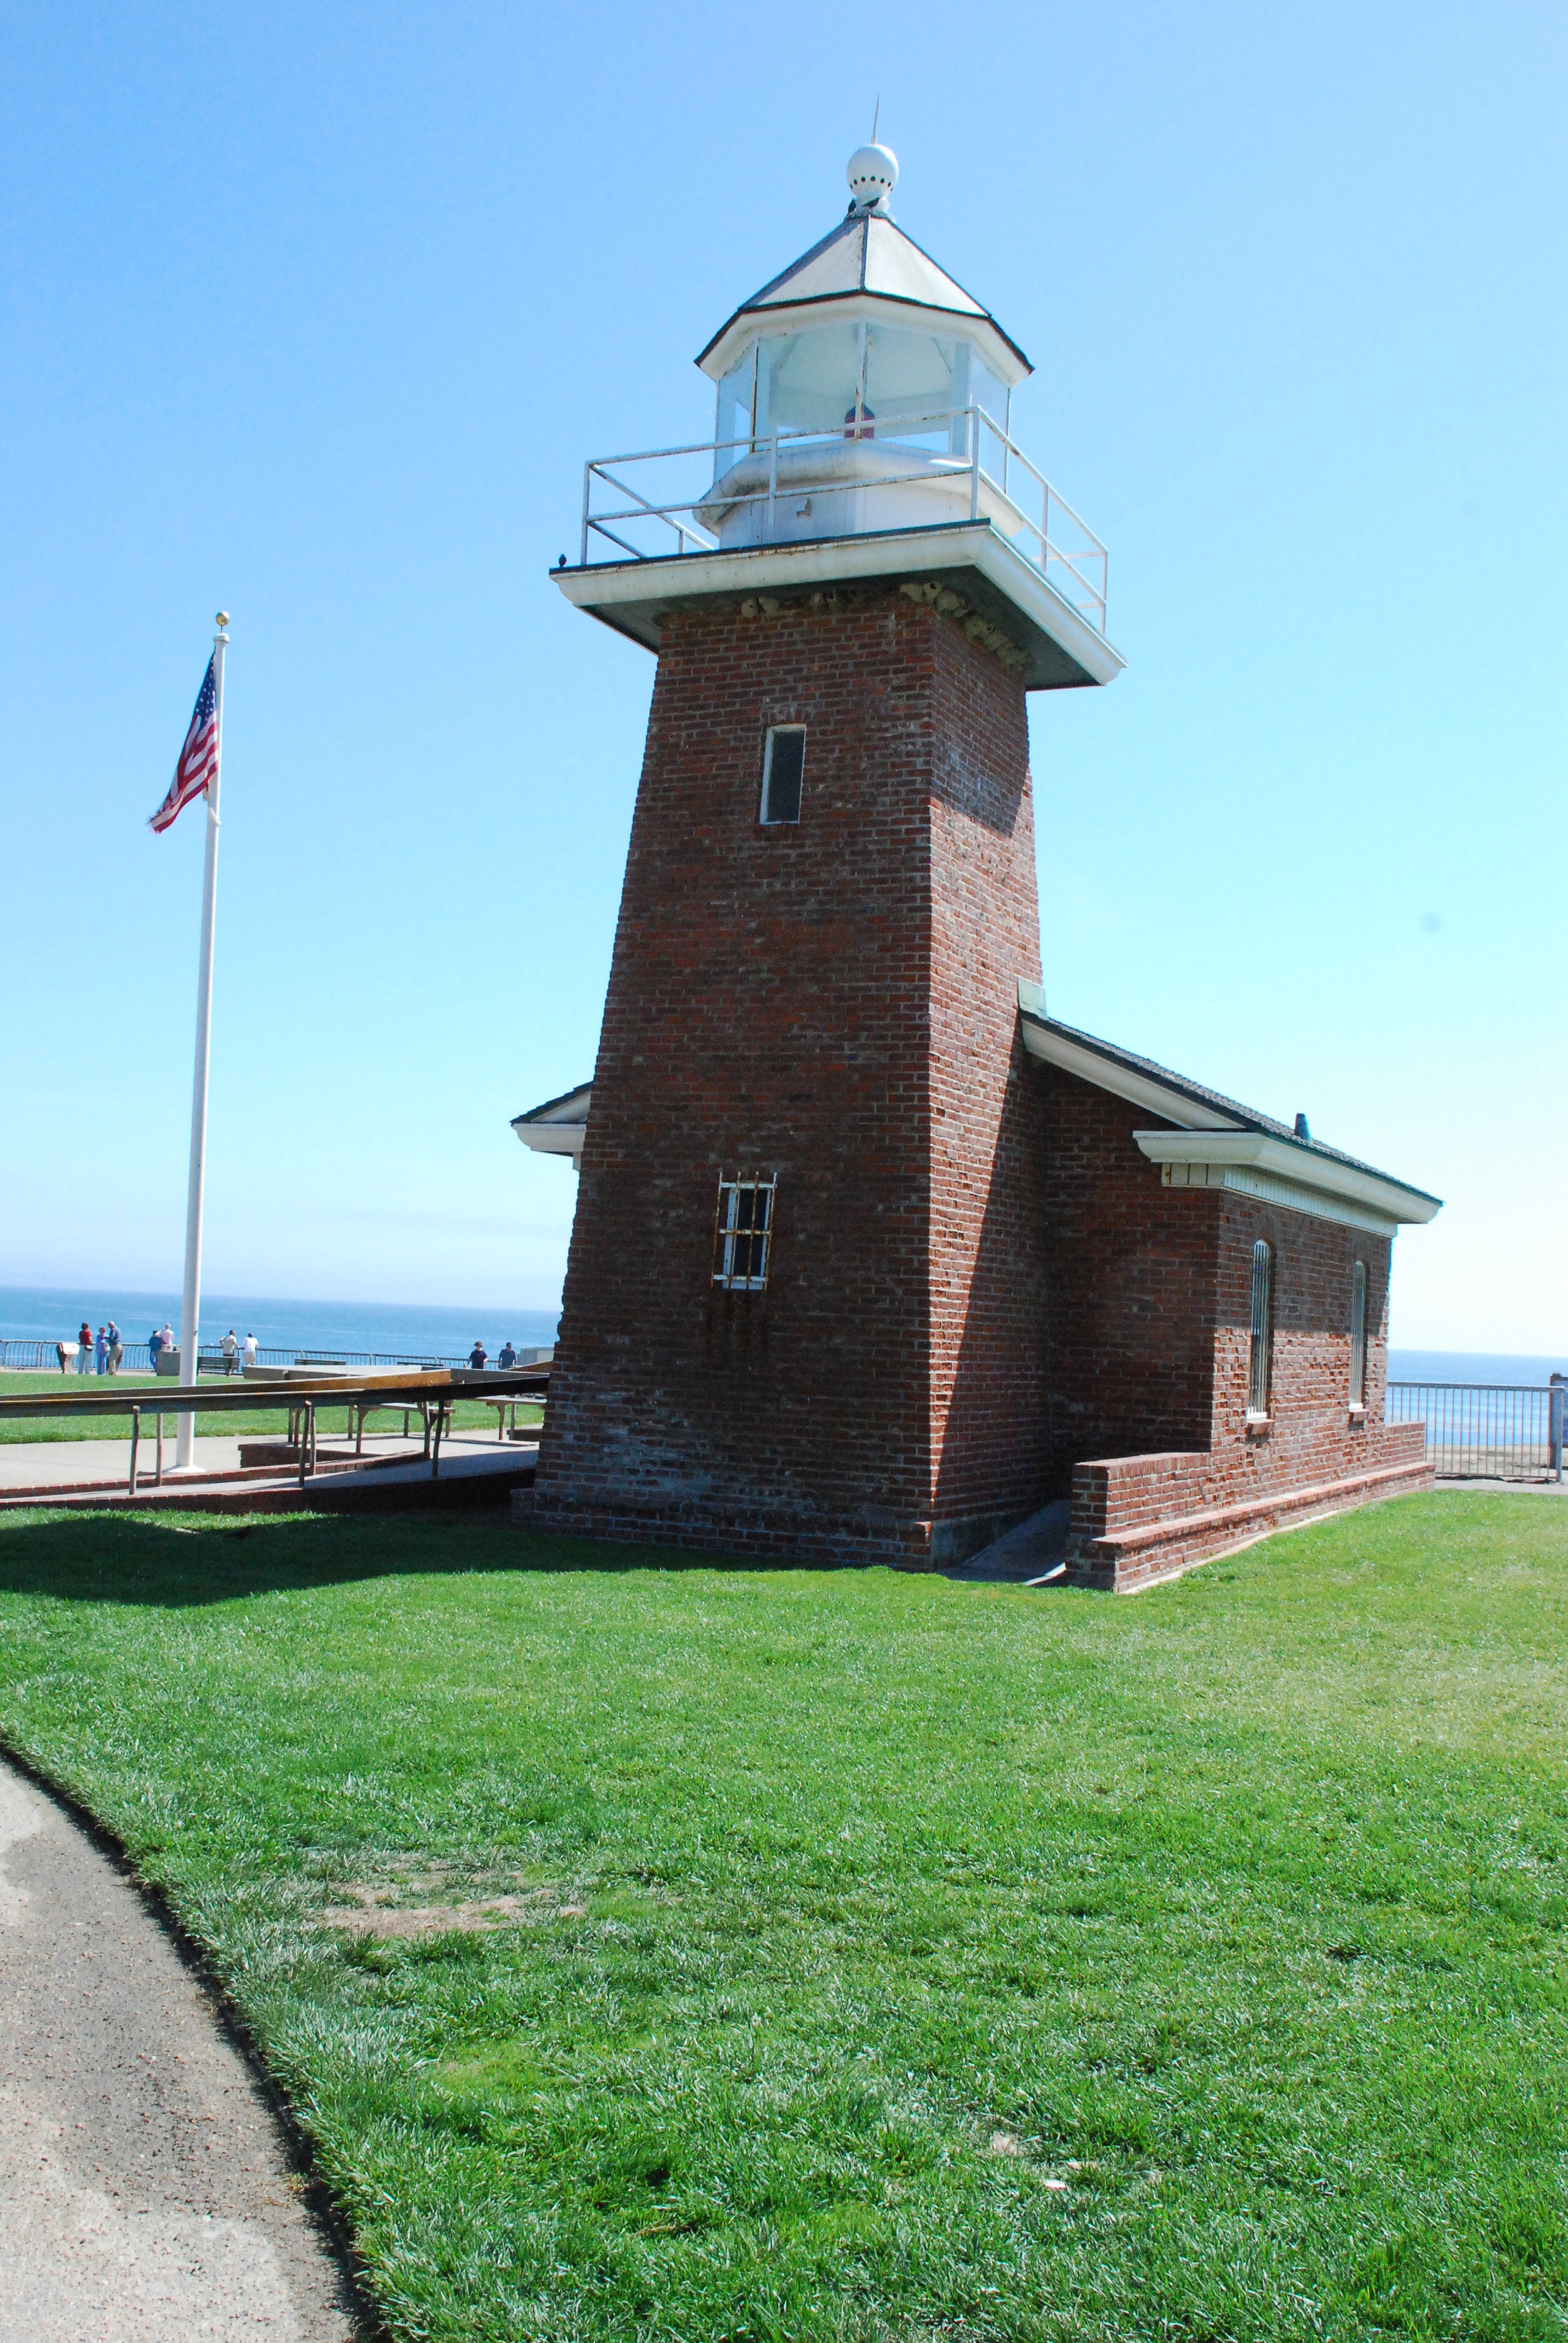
2, 2, 1562, 1349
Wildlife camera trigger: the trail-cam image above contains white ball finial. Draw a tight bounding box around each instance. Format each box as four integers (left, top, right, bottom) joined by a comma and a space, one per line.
847, 142, 898, 211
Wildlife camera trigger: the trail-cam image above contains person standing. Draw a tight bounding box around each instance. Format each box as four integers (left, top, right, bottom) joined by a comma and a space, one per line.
77, 1319, 92, 1374
469, 1339, 488, 1369
497, 1340, 517, 1368
149, 1324, 164, 1369
94, 1326, 108, 1374
221, 1328, 239, 1375
106, 1319, 122, 1374
243, 1331, 257, 1370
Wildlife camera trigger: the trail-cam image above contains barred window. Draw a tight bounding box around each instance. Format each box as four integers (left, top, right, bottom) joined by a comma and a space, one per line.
1247, 1240, 1273, 1419
760, 726, 805, 824
713, 1174, 775, 1292
1348, 1259, 1367, 1410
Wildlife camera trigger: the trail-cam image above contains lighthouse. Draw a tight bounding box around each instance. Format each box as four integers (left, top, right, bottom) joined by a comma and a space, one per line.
526, 143, 1120, 1568
516, 146, 1439, 1583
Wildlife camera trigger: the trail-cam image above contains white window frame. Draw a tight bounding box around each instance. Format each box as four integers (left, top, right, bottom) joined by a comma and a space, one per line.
1246, 1240, 1273, 1421
760, 725, 806, 826
1348, 1258, 1367, 1413
712, 1174, 776, 1293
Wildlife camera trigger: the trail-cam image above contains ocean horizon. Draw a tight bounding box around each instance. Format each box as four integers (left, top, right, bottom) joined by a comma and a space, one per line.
0, 1285, 559, 1364
1, 1286, 1559, 1386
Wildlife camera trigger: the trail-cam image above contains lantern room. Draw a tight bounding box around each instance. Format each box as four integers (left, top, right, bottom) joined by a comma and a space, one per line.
694, 144, 1034, 551
554, 143, 1124, 691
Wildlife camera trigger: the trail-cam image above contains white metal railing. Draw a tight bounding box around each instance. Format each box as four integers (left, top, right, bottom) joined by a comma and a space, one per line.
1387, 1382, 1567, 1483
577, 405, 1110, 634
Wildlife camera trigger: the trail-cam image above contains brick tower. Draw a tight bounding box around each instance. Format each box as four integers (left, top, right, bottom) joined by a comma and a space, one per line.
526, 144, 1125, 1565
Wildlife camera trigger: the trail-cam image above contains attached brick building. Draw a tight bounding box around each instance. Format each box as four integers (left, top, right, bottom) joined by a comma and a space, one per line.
514, 146, 1439, 1589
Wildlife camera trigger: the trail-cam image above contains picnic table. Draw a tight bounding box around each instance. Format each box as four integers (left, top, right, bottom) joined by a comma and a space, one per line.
243, 1363, 442, 1454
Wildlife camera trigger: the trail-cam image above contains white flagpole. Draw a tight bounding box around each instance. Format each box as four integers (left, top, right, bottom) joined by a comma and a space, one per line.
174, 613, 229, 1470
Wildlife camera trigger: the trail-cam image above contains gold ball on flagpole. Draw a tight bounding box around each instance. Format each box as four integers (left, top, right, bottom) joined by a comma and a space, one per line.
216, 610, 230, 629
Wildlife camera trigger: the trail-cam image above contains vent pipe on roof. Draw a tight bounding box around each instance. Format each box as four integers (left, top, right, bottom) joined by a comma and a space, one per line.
1294, 1113, 1311, 1140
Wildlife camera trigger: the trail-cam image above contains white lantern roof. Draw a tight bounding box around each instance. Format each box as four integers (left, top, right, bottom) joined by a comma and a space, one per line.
697, 167, 1032, 390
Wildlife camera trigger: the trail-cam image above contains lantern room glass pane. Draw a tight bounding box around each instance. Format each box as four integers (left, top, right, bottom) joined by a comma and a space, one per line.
972, 353, 1009, 430
715, 346, 756, 479
862, 325, 967, 449
755, 325, 864, 439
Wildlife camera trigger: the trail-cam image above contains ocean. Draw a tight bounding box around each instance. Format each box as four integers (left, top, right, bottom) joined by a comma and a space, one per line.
1387, 1350, 1565, 1386
0, 1285, 558, 1365
2, 1287, 1558, 1386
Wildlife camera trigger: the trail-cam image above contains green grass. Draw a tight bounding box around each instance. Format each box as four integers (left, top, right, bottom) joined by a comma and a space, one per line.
0, 1495, 1563, 2341
0, 1368, 539, 1443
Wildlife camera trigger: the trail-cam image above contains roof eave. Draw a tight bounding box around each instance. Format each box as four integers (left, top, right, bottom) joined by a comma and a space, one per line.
1018, 1006, 1245, 1132
1131, 1130, 1441, 1227
1017, 994, 1441, 1225
697, 293, 1030, 386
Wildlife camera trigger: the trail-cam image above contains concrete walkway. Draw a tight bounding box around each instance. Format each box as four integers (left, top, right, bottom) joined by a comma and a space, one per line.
0, 1754, 364, 2340
0, 1430, 538, 1517
0, 1437, 247, 1492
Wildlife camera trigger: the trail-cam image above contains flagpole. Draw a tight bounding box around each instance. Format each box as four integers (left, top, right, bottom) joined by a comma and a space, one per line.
174, 613, 229, 1470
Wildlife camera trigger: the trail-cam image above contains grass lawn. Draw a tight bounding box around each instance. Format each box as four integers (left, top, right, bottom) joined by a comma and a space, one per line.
0, 1368, 539, 1444
0, 1494, 1563, 2341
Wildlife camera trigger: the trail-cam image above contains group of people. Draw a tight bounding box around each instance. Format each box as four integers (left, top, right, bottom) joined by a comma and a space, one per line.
145, 1324, 258, 1373
468, 1340, 525, 1369
54, 1320, 261, 1375
60, 1317, 125, 1374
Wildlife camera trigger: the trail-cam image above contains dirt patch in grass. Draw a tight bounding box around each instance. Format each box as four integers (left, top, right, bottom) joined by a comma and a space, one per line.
319, 1879, 586, 1937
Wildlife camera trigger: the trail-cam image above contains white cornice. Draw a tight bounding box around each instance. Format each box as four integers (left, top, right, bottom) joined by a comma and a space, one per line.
554, 523, 1125, 692
699, 295, 1029, 392
512, 1123, 584, 1158
1133, 1130, 1439, 1228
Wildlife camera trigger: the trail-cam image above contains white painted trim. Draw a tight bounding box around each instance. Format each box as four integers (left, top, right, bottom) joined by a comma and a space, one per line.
1158, 1157, 1399, 1237
1134, 1130, 1438, 1227
1019, 1017, 1243, 1130
700, 295, 1028, 394
512, 1123, 585, 1159
553, 521, 1126, 689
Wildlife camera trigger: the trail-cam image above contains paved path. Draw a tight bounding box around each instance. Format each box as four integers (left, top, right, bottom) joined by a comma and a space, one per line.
0, 1437, 246, 1492
0, 1754, 364, 2340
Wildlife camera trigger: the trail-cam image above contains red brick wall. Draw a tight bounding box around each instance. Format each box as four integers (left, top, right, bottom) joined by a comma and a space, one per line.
1061, 1171, 1429, 1588
530, 585, 1051, 1562
926, 614, 1051, 1536
527, 585, 1429, 1580
1037, 1068, 1221, 1486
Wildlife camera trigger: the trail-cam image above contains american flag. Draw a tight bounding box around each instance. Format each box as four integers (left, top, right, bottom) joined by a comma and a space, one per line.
149, 654, 219, 834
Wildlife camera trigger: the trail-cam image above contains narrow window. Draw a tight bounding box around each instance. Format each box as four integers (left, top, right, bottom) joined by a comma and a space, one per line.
1348, 1259, 1367, 1411
760, 726, 805, 825
1247, 1240, 1273, 1419
712, 1174, 775, 1292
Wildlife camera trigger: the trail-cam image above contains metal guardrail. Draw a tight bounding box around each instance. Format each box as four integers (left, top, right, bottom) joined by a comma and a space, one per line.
580, 404, 1110, 634
0, 1339, 549, 1376
1386, 1382, 1566, 1483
